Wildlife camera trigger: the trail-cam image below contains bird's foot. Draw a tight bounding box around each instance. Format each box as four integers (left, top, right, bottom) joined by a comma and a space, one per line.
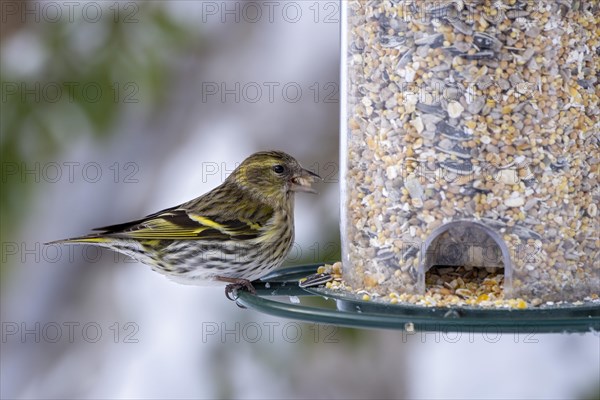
217, 277, 256, 304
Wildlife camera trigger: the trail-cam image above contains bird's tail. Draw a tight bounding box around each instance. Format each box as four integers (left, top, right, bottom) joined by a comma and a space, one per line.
45, 235, 153, 266
45, 235, 113, 246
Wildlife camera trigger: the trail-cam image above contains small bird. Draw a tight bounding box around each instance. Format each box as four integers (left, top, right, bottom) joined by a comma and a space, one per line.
47, 151, 320, 299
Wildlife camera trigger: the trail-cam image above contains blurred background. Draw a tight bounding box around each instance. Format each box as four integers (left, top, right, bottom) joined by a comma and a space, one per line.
1, 1, 598, 399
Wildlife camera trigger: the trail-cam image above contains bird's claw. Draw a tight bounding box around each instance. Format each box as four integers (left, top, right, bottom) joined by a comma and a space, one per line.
222, 279, 256, 308
224, 284, 238, 301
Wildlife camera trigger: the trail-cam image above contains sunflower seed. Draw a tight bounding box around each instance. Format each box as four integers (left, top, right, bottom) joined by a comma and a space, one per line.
506, 10, 530, 19
415, 33, 445, 48
435, 143, 471, 158
461, 50, 497, 60
438, 121, 472, 141
473, 32, 502, 51
299, 273, 333, 288
380, 35, 407, 48
440, 160, 473, 175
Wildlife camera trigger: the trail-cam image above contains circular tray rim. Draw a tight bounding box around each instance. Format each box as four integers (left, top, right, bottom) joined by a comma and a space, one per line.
234, 264, 600, 333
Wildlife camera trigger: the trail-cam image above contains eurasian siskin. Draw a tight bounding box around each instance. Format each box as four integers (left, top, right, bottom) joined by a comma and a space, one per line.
47, 150, 320, 299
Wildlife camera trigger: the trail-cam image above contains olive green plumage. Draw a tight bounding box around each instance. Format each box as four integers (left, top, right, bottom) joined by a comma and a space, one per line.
48, 151, 320, 296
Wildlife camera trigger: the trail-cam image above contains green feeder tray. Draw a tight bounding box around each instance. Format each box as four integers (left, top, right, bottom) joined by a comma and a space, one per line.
234, 264, 600, 334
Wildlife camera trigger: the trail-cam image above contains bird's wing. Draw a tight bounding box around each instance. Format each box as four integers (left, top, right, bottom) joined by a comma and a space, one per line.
93, 205, 274, 241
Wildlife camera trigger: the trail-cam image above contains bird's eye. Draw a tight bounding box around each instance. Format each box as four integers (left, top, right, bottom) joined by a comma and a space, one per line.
272, 165, 285, 174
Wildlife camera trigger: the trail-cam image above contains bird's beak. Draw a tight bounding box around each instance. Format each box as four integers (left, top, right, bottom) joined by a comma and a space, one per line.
290, 168, 321, 194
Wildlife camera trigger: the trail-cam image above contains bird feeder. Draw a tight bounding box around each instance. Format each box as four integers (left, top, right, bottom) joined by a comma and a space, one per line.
233, 1, 599, 332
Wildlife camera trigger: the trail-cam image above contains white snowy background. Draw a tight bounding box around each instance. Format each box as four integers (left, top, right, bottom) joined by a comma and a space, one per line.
1, 1, 598, 399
